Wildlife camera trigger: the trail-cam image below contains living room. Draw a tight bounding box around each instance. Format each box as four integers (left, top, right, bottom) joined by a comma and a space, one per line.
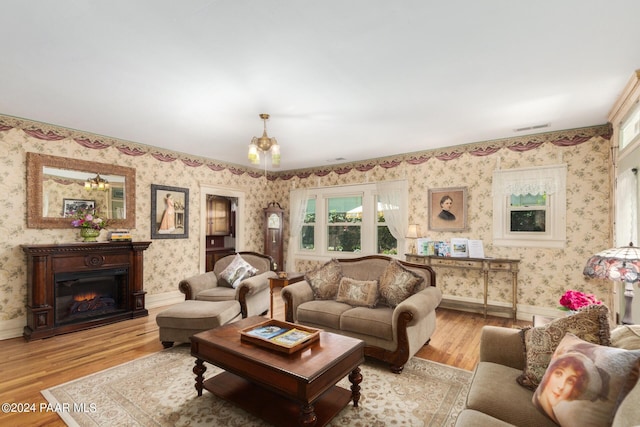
2, 2, 640, 426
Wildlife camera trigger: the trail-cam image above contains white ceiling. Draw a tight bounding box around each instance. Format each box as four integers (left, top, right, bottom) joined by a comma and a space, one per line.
2, 1, 639, 170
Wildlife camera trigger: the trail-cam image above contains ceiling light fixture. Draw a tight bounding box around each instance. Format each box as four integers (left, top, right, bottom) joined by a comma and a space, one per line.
84, 173, 110, 191
248, 113, 280, 168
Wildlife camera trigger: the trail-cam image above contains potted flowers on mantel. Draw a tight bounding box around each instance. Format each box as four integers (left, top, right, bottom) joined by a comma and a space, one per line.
559, 289, 602, 313
70, 208, 110, 242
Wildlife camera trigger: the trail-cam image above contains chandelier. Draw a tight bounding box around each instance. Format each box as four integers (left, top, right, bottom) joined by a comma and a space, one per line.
248, 113, 280, 168
84, 173, 110, 191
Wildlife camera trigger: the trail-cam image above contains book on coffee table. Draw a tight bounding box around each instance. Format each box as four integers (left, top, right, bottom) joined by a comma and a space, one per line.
270, 328, 313, 347
241, 319, 320, 354
245, 325, 289, 340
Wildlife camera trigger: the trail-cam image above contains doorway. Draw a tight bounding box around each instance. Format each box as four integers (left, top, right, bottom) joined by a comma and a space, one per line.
199, 184, 245, 273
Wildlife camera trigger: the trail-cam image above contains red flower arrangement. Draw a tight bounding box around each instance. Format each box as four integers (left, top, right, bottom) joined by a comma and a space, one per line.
559, 289, 602, 311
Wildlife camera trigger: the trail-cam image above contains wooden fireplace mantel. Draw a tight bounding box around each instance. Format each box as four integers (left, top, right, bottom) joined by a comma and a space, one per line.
22, 241, 151, 340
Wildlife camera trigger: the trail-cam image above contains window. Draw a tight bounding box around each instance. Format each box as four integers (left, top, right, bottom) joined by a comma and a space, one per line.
377, 198, 398, 254
493, 165, 566, 248
620, 101, 640, 152
300, 199, 315, 250
291, 182, 407, 257
327, 196, 362, 252
509, 193, 547, 233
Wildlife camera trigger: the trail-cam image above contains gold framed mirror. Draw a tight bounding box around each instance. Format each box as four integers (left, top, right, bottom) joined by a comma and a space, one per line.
26, 152, 136, 229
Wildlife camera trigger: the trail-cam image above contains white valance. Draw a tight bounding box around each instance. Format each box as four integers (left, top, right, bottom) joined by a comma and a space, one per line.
492, 164, 567, 196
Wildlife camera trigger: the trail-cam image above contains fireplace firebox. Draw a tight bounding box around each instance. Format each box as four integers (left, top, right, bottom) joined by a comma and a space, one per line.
55, 268, 128, 326
22, 241, 151, 340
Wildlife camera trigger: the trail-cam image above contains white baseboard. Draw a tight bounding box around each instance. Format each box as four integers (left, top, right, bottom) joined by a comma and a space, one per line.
0, 316, 27, 340
0, 292, 184, 341
145, 291, 184, 309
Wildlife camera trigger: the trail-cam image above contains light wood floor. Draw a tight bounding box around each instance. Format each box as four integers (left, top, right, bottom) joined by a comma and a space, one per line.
0, 289, 530, 426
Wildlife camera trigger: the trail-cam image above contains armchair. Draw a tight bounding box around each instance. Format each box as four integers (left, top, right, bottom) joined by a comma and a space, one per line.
179, 251, 277, 318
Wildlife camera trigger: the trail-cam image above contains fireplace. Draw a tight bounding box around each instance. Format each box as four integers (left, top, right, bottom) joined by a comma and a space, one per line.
22, 241, 151, 340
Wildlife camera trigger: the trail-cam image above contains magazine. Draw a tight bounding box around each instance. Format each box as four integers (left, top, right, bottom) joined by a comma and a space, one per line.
245, 325, 289, 339
270, 328, 313, 347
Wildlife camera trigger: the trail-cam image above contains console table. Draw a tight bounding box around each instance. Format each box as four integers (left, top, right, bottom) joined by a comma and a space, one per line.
405, 254, 519, 320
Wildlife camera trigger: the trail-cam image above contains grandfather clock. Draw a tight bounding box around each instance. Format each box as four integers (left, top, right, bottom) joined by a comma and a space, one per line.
264, 202, 284, 271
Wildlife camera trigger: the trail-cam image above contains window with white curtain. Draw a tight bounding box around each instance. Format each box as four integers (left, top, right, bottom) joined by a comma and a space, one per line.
290, 181, 407, 257
492, 164, 567, 248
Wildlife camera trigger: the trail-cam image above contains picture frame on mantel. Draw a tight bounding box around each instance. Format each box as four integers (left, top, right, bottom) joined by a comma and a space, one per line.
428, 187, 467, 232
151, 184, 189, 239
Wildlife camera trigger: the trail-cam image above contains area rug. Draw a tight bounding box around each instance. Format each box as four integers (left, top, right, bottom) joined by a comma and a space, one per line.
42, 345, 471, 426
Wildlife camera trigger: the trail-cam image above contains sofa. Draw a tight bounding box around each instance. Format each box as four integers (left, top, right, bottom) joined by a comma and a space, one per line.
455, 320, 640, 427
281, 255, 442, 373
179, 251, 277, 318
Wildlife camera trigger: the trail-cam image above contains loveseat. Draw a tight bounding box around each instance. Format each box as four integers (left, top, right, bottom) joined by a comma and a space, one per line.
281, 255, 442, 373
179, 251, 277, 318
455, 314, 640, 427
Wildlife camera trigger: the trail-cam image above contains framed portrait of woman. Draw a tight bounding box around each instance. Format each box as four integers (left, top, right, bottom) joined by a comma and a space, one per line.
151, 184, 189, 239
428, 187, 467, 231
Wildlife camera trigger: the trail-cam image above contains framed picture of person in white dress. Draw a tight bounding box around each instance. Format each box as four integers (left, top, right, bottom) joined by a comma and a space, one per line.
428, 187, 467, 232
151, 184, 189, 239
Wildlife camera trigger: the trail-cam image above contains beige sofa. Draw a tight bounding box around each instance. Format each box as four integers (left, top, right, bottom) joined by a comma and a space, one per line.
179, 251, 277, 318
455, 325, 640, 427
281, 255, 442, 373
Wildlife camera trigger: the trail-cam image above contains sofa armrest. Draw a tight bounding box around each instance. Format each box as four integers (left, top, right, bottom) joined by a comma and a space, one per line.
393, 286, 443, 326
281, 280, 315, 322
236, 271, 277, 296
178, 271, 219, 300
479, 325, 526, 370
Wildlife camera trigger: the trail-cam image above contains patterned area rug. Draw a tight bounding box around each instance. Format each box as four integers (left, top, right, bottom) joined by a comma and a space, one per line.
42, 345, 471, 426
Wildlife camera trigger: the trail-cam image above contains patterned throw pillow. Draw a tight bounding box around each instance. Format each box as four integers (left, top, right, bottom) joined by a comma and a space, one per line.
378, 259, 424, 307
305, 259, 343, 300
518, 304, 611, 390
218, 254, 258, 289
532, 333, 640, 427
335, 277, 379, 308
610, 325, 640, 350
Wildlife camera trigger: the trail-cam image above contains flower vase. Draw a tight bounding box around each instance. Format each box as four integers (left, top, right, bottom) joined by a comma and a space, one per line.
80, 228, 100, 242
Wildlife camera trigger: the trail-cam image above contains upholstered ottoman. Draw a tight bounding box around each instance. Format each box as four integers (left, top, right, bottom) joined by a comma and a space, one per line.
156, 300, 241, 348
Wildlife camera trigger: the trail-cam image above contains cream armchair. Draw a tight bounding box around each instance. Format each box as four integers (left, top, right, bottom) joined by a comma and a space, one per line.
179, 251, 277, 318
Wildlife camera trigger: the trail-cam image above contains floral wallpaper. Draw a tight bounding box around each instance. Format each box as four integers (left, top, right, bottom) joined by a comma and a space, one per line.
0, 113, 613, 339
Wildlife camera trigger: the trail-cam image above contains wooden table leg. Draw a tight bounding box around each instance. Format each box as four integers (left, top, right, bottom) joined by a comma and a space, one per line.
193, 358, 206, 397
299, 403, 317, 427
349, 366, 362, 407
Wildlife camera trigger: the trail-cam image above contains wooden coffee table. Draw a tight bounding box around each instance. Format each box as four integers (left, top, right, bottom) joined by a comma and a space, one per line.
190, 316, 365, 427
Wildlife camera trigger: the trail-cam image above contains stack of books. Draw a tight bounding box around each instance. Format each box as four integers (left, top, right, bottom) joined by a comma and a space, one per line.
108, 230, 132, 241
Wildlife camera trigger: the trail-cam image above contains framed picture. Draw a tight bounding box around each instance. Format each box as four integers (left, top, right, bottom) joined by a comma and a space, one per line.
428, 187, 467, 231
151, 184, 189, 239
62, 199, 96, 217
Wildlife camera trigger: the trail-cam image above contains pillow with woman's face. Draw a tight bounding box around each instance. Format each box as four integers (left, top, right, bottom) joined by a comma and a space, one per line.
532, 333, 640, 427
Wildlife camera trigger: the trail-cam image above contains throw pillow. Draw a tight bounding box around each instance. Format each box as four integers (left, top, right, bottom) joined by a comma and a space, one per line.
218, 254, 258, 289
305, 259, 343, 300
378, 259, 424, 307
335, 277, 379, 308
532, 333, 640, 427
611, 325, 640, 350
518, 304, 611, 390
